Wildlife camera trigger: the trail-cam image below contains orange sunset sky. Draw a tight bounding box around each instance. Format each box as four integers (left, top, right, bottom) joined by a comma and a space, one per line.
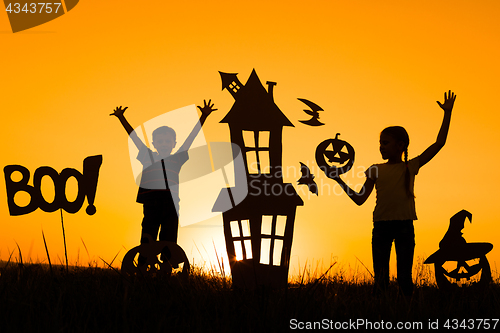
1, 1, 499, 280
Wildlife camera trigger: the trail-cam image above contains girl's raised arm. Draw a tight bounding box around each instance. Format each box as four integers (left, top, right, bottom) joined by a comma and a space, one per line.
419, 90, 456, 167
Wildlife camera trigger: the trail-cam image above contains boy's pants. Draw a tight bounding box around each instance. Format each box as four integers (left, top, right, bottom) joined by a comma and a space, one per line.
372, 220, 415, 297
138, 203, 179, 266
141, 203, 179, 243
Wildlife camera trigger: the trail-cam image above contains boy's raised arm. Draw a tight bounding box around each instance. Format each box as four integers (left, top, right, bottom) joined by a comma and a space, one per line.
177, 100, 217, 153
110, 106, 146, 151
419, 90, 456, 167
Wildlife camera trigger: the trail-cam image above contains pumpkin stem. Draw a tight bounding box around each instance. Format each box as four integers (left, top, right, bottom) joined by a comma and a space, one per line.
335, 133, 341, 140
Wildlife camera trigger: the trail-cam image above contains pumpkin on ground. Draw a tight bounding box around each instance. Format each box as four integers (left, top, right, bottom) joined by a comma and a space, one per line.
121, 235, 190, 280
424, 210, 493, 289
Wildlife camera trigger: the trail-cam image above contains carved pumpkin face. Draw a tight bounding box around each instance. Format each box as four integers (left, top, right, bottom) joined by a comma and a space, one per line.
315, 134, 355, 178
433, 256, 491, 289
121, 239, 190, 280
424, 210, 493, 289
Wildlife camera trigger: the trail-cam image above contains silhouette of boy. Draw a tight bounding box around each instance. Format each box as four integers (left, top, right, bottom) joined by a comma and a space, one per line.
111, 101, 217, 256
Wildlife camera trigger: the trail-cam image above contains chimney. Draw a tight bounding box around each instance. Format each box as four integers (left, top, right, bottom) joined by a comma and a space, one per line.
266, 81, 277, 100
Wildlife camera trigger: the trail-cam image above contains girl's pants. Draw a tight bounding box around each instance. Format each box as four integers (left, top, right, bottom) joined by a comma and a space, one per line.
372, 220, 415, 296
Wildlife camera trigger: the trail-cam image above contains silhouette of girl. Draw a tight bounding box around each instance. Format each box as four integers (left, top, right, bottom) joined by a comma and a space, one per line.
325, 91, 456, 297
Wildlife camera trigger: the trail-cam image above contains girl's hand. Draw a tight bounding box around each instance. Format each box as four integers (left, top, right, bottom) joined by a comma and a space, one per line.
110, 106, 128, 117
437, 90, 456, 113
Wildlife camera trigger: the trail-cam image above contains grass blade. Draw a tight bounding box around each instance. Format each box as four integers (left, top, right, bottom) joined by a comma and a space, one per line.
355, 255, 374, 278
15, 241, 23, 266
108, 249, 121, 267
60, 209, 68, 272
42, 229, 53, 275
212, 239, 223, 276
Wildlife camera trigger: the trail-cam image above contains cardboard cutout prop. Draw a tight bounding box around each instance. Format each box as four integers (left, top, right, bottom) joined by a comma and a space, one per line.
297, 162, 318, 195
298, 98, 324, 126
424, 210, 493, 288
315, 134, 355, 179
213, 70, 304, 289
121, 235, 190, 279
4, 155, 102, 216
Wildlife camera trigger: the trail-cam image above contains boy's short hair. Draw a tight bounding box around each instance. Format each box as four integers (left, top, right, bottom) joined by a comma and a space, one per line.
152, 126, 176, 142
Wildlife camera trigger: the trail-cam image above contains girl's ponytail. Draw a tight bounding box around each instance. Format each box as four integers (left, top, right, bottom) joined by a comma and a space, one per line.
404, 147, 414, 198
381, 126, 414, 198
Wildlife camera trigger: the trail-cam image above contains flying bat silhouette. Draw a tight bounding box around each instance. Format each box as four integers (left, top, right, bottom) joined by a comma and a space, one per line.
297, 162, 318, 195
298, 98, 324, 126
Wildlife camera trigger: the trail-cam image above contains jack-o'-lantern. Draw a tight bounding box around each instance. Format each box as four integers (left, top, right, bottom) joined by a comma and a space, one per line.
424, 210, 493, 289
316, 133, 355, 178
121, 235, 190, 280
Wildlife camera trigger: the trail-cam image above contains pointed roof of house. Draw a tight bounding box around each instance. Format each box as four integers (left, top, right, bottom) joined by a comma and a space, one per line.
220, 69, 294, 130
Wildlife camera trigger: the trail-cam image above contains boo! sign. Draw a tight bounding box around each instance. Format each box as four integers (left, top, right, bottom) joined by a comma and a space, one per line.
4, 155, 102, 216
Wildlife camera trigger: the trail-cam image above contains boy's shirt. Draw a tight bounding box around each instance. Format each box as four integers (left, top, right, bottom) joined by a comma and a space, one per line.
136, 145, 189, 206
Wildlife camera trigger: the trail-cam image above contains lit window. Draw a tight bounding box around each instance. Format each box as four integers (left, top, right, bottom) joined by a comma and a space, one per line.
244, 240, 252, 259
261, 215, 273, 235
259, 215, 288, 266
273, 239, 283, 266
243, 131, 271, 175
260, 238, 271, 265
259, 151, 270, 174
241, 219, 251, 237
230, 219, 252, 261
242, 131, 255, 147
276, 216, 286, 237
259, 131, 270, 147
246, 152, 259, 174
229, 81, 240, 93
230, 221, 240, 237
234, 241, 243, 261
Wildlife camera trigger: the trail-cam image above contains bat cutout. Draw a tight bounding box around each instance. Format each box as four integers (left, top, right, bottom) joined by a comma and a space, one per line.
298, 98, 324, 126
297, 162, 318, 195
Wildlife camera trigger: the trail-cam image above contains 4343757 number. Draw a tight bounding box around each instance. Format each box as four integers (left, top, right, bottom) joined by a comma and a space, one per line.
444, 319, 499, 330
5, 3, 62, 14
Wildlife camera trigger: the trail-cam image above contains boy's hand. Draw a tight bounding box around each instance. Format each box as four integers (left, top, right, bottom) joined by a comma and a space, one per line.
110, 106, 128, 117
437, 90, 456, 113
197, 99, 217, 117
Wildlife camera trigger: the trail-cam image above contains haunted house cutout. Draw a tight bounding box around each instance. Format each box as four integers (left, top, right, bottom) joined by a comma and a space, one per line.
213, 70, 304, 289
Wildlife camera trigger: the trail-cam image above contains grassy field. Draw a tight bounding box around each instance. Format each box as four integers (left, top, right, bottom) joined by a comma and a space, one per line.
1, 256, 499, 332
